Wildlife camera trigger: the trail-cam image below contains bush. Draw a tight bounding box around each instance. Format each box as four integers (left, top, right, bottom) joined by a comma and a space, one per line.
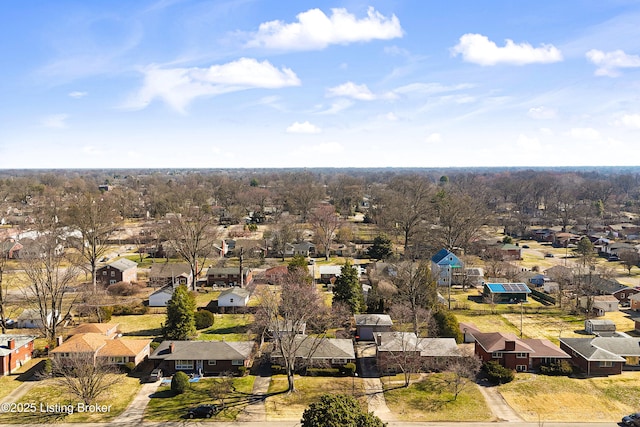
150, 341, 161, 351
305, 367, 340, 377
539, 360, 573, 376
107, 281, 145, 296
111, 302, 149, 315
122, 361, 136, 373
99, 306, 113, 322
482, 361, 515, 384
194, 310, 215, 330
171, 371, 190, 395
41, 359, 52, 377
238, 366, 247, 376
341, 363, 356, 376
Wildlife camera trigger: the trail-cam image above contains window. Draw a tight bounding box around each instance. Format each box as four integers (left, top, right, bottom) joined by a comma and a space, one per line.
232, 360, 244, 366
599, 361, 613, 368
111, 356, 126, 364
208, 360, 217, 366
516, 365, 527, 372
102, 271, 107, 276
110, 271, 115, 277
516, 352, 527, 358
331, 358, 347, 364
175, 360, 193, 370
492, 352, 503, 358
230, 298, 234, 303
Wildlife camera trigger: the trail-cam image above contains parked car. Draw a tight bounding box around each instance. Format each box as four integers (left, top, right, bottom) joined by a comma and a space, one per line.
608, 255, 620, 262
621, 412, 640, 426
544, 253, 554, 258
186, 404, 218, 419
147, 368, 162, 382
522, 245, 530, 249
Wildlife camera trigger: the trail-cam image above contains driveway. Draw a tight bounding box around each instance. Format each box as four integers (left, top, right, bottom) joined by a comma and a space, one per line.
112, 380, 161, 425
476, 380, 522, 422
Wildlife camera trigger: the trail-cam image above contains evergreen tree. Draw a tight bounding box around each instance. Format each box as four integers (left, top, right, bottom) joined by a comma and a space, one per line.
367, 235, 393, 260
434, 309, 462, 343
332, 260, 365, 313
163, 285, 196, 340
301, 394, 386, 427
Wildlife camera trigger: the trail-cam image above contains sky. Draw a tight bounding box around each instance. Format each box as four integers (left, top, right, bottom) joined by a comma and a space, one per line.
2, 0, 640, 169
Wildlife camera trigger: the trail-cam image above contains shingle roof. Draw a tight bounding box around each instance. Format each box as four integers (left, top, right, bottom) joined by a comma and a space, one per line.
354, 314, 393, 327
69, 323, 119, 337
0, 335, 36, 356
560, 338, 626, 362
105, 258, 137, 271
149, 263, 192, 277
219, 287, 250, 299
272, 336, 355, 360
150, 340, 254, 361
473, 332, 534, 353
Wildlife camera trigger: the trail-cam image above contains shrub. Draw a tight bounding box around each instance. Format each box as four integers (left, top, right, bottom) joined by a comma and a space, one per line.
150, 341, 161, 351
99, 306, 113, 322
171, 371, 190, 395
41, 359, 52, 377
482, 361, 515, 384
341, 363, 356, 376
305, 367, 340, 377
107, 281, 145, 296
194, 310, 215, 330
238, 366, 247, 376
111, 302, 149, 315
539, 360, 573, 376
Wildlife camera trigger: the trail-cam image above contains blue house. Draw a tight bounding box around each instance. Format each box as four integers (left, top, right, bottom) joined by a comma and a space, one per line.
529, 274, 549, 287
430, 249, 463, 287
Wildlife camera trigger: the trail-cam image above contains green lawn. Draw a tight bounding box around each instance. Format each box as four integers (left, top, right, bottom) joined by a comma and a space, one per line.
383, 373, 491, 422
0, 375, 140, 424
197, 314, 256, 341
115, 313, 164, 338
145, 376, 255, 421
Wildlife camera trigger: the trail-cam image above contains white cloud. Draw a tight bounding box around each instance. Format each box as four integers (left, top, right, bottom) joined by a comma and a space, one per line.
246, 6, 402, 51
126, 58, 300, 112
586, 49, 640, 77
425, 133, 442, 143
42, 114, 69, 129
317, 99, 354, 115
326, 81, 396, 101
568, 127, 600, 140
516, 134, 541, 151
286, 121, 322, 134
393, 82, 474, 95
528, 106, 557, 119
68, 91, 87, 98
451, 33, 563, 66
616, 113, 640, 128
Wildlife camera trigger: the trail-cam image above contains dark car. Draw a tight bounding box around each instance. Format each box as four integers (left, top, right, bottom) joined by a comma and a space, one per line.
147, 368, 162, 383
622, 412, 640, 426
522, 245, 530, 249
544, 253, 554, 258
608, 255, 620, 262
187, 404, 218, 419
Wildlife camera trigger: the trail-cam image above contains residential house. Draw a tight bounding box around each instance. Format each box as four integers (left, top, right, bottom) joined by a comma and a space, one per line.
431, 249, 463, 287
0, 335, 36, 375
474, 332, 570, 372
579, 295, 619, 316
631, 293, 640, 311
206, 267, 253, 287
461, 267, 485, 287
613, 287, 640, 306
459, 322, 481, 344
543, 281, 560, 294
354, 314, 393, 341
319, 265, 343, 284
263, 265, 288, 284
0, 239, 22, 259
284, 241, 316, 258
148, 286, 175, 307
560, 337, 640, 376
50, 323, 151, 368
270, 336, 355, 369
529, 274, 550, 287
483, 283, 531, 304
149, 340, 255, 376
500, 244, 522, 260
16, 309, 59, 329
148, 263, 193, 288
218, 287, 250, 308
375, 332, 460, 373
585, 319, 616, 336
632, 317, 640, 334
543, 265, 573, 282
97, 258, 138, 286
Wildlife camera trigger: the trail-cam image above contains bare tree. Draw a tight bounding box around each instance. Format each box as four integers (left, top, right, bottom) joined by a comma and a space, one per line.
391, 261, 438, 336
0, 258, 17, 333
255, 270, 330, 392
51, 353, 121, 405
377, 332, 424, 387
431, 188, 487, 252
20, 225, 79, 345
437, 351, 481, 401
64, 194, 121, 292
619, 249, 639, 276
163, 206, 219, 290
310, 205, 341, 260
209, 373, 235, 409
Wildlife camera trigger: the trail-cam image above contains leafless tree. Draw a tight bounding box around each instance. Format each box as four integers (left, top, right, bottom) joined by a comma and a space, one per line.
64, 194, 121, 292
391, 261, 438, 336
163, 206, 220, 290
310, 205, 341, 260
255, 270, 330, 392
0, 258, 18, 333
437, 351, 481, 401
209, 373, 235, 409
431, 187, 487, 252
377, 332, 424, 387
619, 249, 639, 275
51, 353, 121, 405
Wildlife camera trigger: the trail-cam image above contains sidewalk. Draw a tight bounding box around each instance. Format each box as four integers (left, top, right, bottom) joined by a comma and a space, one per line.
112, 380, 161, 425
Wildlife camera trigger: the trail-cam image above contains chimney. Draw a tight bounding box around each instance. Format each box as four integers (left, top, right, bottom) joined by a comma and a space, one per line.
375, 333, 382, 346
169, 342, 175, 354
56, 336, 63, 347
505, 341, 516, 351
8, 339, 15, 350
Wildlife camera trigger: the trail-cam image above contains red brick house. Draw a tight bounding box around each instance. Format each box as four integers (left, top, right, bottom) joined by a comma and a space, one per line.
206, 267, 253, 287
559, 337, 636, 376
474, 332, 570, 372
96, 258, 138, 286
0, 335, 36, 375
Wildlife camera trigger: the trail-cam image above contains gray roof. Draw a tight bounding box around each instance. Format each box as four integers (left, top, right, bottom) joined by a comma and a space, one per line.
271, 336, 355, 360
354, 314, 393, 327
105, 258, 137, 271
560, 338, 626, 362
376, 332, 458, 357
0, 335, 37, 356
150, 340, 254, 361
149, 263, 192, 278
206, 267, 250, 276
150, 285, 174, 296
219, 287, 250, 299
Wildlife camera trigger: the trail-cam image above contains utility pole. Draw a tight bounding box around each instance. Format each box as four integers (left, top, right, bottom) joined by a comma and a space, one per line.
239, 247, 244, 287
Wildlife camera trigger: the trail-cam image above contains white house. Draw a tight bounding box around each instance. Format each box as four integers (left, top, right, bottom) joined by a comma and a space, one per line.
218, 287, 250, 307
148, 286, 174, 307
16, 309, 59, 329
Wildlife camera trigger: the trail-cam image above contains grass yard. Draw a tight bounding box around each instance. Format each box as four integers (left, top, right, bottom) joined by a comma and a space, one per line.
266, 375, 365, 420
197, 313, 256, 341
499, 372, 640, 422
0, 376, 26, 401
145, 375, 255, 421
115, 313, 164, 338
383, 373, 492, 422
0, 374, 140, 424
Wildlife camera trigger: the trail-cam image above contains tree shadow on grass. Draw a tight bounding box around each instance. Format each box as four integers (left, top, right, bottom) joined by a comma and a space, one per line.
150, 389, 175, 399
123, 328, 162, 337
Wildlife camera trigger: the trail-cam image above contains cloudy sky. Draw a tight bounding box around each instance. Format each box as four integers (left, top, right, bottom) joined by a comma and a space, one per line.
2, 0, 640, 169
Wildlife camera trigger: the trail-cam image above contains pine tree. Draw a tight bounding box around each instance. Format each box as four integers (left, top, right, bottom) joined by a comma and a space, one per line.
332, 260, 365, 313
163, 285, 196, 340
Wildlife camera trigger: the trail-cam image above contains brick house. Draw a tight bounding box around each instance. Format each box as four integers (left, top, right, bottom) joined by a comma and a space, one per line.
97, 258, 138, 286
0, 335, 36, 375
206, 267, 253, 287
148, 263, 193, 288
559, 337, 638, 376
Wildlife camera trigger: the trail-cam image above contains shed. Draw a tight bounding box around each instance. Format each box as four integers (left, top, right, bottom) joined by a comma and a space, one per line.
354, 314, 393, 341
483, 283, 531, 304
218, 287, 250, 307
148, 286, 174, 307
585, 319, 616, 336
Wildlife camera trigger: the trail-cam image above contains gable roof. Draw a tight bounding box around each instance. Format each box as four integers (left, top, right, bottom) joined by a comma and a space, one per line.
51, 333, 108, 354
103, 258, 137, 271
149, 263, 192, 278
560, 338, 626, 362
150, 285, 174, 297
431, 249, 461, 266
219, 287, 250, 299
206, 267, 250, 276
150, 340, 254, 361
485, 283, 531, 294
0, 335, 36, 356
376, 332, 459, 357
354, 314, 393, 327
473, 332, 534, 353
68, 323, 119, 337
272, 336, 355, 360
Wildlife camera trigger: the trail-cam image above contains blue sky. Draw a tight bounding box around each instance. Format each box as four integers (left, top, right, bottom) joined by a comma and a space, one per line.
2, 0, 640, 169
